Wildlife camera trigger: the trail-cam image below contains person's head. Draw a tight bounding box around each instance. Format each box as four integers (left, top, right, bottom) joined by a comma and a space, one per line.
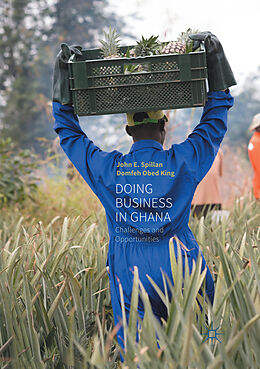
125, 111, 168, 145
249, 113, 260, 133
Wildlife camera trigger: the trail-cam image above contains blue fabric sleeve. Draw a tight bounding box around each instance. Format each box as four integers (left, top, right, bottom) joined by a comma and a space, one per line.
52, 102, 121, 196
172, 90, 234, 182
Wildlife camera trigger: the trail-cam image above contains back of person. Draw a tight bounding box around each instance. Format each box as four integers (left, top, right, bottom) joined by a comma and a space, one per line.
52, 90, 233, 348
52, 32, 236, 358
100, 138, 216, 348
102, 142, 198, 241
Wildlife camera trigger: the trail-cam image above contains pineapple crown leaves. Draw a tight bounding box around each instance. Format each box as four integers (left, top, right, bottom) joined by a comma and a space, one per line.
99, 26, 121, 57
125, 47, 131, 58
177, 28, 200, 53
135, 35, 161, 56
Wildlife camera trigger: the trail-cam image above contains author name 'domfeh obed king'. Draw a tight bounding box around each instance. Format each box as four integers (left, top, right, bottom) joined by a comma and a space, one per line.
117, 161, 175, 177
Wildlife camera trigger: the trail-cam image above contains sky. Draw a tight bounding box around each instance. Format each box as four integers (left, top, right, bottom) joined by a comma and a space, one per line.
107, 0, 260, 86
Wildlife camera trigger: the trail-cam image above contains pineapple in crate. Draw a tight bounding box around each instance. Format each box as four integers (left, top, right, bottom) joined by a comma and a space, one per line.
99, 27, 122, 88
134, 35, 162, 57
160, 28, 200, 55
97, 27, 201, 95
160, 40, 186, 55
177, 28, 200, 52
125, 35, 162, 74
159, 29, 200, 79
99, 26, 121, 59
124, 29, 200, 74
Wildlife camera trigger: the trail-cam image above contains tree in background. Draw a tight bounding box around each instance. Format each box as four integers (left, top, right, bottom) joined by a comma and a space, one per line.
0, 0, 48, 149
0, 0, 125, 152
48, 0, 121, 46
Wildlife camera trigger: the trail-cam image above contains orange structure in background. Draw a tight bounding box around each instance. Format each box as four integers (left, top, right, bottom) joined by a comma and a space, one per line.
248, 113, 260, 200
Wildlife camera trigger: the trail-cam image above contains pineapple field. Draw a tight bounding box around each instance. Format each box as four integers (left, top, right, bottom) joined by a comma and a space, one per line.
1, 1, 260, 368
0, 172, 259, 369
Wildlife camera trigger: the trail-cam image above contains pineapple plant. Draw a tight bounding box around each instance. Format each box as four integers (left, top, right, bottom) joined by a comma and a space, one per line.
124, 35, 162, 74
124, 47, 140, 74
99, 26, 121, 59
134, 35, 162, 57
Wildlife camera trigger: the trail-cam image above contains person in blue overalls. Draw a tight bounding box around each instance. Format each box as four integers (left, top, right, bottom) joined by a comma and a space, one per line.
52, 32, 236, 358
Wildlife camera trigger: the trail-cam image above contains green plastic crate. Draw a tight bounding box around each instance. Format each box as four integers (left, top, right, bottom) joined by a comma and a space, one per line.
68, 45, 207, 116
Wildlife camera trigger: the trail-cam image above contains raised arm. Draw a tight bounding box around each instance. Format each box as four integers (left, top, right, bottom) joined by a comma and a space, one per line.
52, 43, 121, 196
173, 90, 233, 182
53, 102, 121, 196
173, 32, 236, 182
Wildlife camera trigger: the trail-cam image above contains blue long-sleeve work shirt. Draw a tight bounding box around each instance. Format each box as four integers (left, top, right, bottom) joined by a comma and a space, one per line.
53, 90, 233, 342
53, 90, 233, 239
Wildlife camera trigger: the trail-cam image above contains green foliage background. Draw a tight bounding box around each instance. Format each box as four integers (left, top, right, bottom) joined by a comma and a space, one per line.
0, 0, 125, 152
0, 138, 38, 206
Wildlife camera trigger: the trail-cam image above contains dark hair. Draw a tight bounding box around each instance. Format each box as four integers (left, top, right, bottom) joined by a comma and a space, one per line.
133, 112, 149, 122
127, 121, 165, 136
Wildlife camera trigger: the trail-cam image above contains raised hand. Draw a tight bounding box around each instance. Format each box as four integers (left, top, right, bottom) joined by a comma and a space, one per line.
52, 43, 83, 105
189, 32, 237, 91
